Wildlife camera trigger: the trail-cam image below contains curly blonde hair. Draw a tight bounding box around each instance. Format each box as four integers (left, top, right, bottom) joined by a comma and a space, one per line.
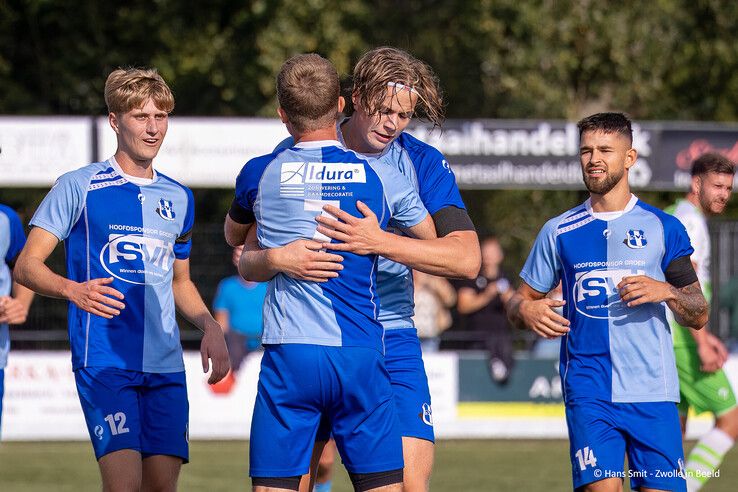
351, 47, 444, 128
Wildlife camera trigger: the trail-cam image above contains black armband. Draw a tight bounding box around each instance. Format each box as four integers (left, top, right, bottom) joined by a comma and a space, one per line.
176, 228, 192, 244
431, 206, 476, 237
228, 198, 255, 224
665, 255, 698, 288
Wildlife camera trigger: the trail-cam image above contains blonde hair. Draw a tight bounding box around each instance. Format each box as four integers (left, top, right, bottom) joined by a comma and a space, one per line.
277, 54, 340, 134
104, 67, 174, 114
351, 47, 444, 128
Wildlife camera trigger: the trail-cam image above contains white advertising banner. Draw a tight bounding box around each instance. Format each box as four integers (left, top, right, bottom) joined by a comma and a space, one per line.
96, 117, 289, 187
0, 117, 92, 186
2, 350, 457, 441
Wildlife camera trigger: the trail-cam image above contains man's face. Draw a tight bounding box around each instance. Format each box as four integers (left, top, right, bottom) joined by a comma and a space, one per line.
696, 171, 734, 215
111, 97, 168, 162
481, 240, 503, 268
350, 85, 418, 154
579, 130, 634, 195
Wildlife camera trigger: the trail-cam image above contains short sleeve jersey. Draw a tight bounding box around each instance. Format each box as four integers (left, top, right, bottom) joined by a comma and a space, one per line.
30, 158, 194, 373
231, 140, 428, 353
276, 126, 467, 331
520, 195, 693, 403
0, 204, 27, 369
665, 199, 709, 348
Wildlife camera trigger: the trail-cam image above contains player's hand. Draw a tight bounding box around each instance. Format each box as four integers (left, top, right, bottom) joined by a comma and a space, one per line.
274, 239, 344, 283
519, 298, 570, 339
0, 296, 29, 324
697, 332, 729, 373
200, 321, 230, 384
317, 201, 386, 255
617, 275, 672, 307
66, 277, 125, 319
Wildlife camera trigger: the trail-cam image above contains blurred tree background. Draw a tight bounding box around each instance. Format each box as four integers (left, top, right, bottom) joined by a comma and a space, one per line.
2, 0, 738, 279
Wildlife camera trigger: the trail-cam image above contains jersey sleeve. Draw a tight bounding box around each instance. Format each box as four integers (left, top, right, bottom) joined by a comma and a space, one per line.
661, 214, 694, 272
2, 206, 26, 266
174, 186, 195, 259
30, 171, 87, 241
229, 155, 273, 225
519, 219, 561, 294
413, 147, 466, 214
375, 163, 428, 229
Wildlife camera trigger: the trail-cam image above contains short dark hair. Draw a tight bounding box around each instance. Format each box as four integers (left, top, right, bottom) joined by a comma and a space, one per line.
691, 152, 736, 177
277, 53, 340, 134
576, 112, 633, 145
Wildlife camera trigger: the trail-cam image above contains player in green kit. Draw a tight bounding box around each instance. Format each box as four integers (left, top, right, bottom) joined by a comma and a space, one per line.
666, 152, 737, 491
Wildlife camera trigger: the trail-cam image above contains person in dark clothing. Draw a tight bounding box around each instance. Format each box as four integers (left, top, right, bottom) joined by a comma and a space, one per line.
457, 237, 514, 383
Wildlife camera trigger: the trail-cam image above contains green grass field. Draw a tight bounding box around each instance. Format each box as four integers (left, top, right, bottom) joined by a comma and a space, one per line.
0, 440, 736, 491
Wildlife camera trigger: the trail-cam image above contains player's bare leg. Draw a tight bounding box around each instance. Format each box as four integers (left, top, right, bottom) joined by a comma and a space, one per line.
99, 449, 142, 492
299, 440, 329, 492
680, 414, 688, 438
581, 477, 622, 492
315, 440, 336, 491
141, 454, 182, 492
401, 437, 434, 492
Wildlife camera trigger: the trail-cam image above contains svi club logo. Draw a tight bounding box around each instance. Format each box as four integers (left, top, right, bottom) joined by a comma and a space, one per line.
573, 268, 645, 319
100, 234, 175, 285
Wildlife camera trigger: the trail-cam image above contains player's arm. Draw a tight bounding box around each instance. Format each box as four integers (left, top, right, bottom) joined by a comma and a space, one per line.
0, 281, 34, 325
238, 223, 344, 283
224, 214, 252, 247
506, 282, 570, 339
617, 255, 708, 328
14, 227, 125, 319
171, 258, 230, 384
316, 201, 480, 279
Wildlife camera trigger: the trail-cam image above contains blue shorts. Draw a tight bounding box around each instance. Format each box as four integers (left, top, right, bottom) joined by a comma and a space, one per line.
566, 399, 685, 491
75, 367, 189, 462
249, 344, 403, 477
384, 328, 434, 442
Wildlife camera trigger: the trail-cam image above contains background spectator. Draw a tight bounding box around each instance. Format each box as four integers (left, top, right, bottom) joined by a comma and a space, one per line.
213, 245, 267, 386
457, 237, 514, 383
413, 270, 457, 352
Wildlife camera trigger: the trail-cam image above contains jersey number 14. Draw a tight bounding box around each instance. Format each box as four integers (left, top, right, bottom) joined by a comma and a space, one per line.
575, 446, 598, 471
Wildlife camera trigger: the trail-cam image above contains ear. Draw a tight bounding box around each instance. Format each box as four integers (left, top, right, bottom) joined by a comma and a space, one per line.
624, 147, 638, 170
691, 175, 702, 195
108, 112, 119, 134
337, 96, 346, 113
277, 107, 289, 124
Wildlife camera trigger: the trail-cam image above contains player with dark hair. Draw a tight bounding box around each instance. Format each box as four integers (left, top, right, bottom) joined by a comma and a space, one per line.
508, 112, 708, 492
666, 152, 736, 491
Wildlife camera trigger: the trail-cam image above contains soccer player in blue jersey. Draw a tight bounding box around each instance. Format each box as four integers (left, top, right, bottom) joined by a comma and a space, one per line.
230, 47, 480, 492
507, 112, 709, 492
14, 68, 229, 491
0, 204, 34, 436
226, 53, 438, 492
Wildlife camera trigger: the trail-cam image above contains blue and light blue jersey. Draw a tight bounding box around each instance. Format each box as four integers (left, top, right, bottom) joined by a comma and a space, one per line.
520, 195, 693, 404
30, 158, 194, 373
0, 204, 26, 369
277, 127, 467, 331
233, 140, 428, 353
